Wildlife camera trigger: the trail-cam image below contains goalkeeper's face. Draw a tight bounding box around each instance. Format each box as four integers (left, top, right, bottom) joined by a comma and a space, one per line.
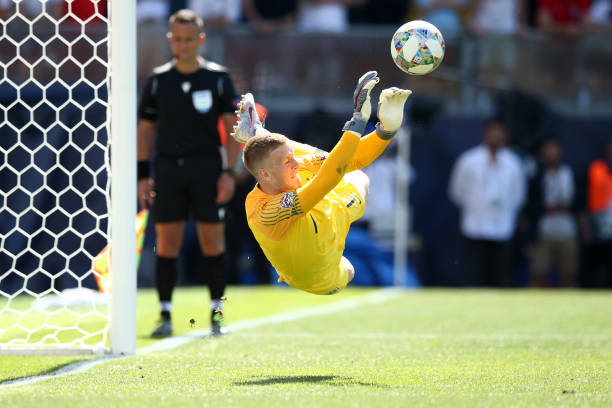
262, 142, 301, 193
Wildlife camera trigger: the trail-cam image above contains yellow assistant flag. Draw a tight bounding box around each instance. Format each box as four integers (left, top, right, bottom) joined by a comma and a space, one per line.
93, 209, 149, 293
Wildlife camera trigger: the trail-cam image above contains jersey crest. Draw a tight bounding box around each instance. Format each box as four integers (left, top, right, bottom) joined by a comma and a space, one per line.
279, 192, 295, 209
192, 89, 212, 113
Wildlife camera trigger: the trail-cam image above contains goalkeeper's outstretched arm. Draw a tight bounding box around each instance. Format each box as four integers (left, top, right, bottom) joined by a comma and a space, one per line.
295, 71, 379, 213
287, 87, 412, 175
296, 131, 361, 212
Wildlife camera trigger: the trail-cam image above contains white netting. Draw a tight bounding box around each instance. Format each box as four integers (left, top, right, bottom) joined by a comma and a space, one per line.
0, 0, 110, 351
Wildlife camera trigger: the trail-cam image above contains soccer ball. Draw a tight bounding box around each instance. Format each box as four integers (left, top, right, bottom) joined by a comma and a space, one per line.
391, 20, 445, 75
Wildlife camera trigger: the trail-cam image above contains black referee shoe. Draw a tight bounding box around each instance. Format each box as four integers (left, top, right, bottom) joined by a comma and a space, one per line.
211, 309, 227, 336
151, 318, 173, 337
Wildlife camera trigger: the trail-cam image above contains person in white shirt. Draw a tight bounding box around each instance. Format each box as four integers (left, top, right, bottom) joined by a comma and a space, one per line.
188, 0, 242, 28
526, 139, 577, 287
467, 0, 526, 73
296, 0, 363, 33
449, 120, 526, 286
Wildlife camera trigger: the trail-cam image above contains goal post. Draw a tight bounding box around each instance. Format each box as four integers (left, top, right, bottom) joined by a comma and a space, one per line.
393, 125, 411, 287
109, 0, 137, 355
0, 0, 136, 355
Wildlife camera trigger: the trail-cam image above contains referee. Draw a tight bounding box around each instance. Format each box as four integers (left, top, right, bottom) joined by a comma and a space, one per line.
137, 9, 240, 336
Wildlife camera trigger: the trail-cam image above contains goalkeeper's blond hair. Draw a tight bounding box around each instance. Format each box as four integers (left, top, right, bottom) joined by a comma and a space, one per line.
242, 133, 288, 178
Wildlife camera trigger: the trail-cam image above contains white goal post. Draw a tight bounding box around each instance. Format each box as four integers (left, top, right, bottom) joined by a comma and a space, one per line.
0, 0, 136, 355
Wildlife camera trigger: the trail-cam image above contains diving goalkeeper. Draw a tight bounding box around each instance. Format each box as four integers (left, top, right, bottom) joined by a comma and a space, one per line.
232, 72, 411, 295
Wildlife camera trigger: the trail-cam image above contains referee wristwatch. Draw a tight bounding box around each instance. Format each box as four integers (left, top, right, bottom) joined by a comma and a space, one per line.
222, 168, 238, 178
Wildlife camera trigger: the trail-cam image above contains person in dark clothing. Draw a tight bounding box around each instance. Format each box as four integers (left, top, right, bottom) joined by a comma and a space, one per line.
137, 9, 240, 336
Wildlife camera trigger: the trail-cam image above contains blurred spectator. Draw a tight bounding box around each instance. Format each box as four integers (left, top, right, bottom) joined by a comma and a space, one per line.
137, 0, 168, 23
449, 120, 526, 287
297, 0, 365, 33
242, 0, 298, 34
467, 0, 526, 72
468, 0, 526, 35
526, 139, 578, 287
137, 0, 172, 89
579, 139, 612, 287
188, 0, 242, 28
537, 0, 591, 34
587, 0, 612, 31
413, 0, 467, 40
349, 0, 407, 25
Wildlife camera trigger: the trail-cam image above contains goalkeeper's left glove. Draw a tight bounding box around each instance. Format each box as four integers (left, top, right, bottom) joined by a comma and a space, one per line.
343, 71, 380, 136
376, 87, 412, 140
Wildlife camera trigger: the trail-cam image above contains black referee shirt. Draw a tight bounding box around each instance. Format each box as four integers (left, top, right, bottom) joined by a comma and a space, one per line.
138, 58, 238, 157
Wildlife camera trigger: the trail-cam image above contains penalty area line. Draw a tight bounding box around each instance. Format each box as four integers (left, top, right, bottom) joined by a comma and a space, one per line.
1, 287, 403, 388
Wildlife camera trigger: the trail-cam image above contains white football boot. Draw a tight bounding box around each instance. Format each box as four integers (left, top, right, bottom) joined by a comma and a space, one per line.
230, 92, 269, 144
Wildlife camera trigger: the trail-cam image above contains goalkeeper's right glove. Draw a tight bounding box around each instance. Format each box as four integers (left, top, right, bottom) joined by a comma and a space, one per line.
342, 71, 379, 136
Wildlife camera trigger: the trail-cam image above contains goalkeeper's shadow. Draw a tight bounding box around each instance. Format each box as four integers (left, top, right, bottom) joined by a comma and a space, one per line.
232, 374, 394, 388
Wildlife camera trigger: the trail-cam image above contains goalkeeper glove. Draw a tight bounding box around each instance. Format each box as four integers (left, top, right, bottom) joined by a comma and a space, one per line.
376, 87, 412, 140
343, 71, 379, 136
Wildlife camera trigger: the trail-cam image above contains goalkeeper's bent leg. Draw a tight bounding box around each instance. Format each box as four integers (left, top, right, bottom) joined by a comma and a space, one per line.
342, 256, 355, 284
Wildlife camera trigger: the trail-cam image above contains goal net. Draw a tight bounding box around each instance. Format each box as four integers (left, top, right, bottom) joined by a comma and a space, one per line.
0, 0, 135, 354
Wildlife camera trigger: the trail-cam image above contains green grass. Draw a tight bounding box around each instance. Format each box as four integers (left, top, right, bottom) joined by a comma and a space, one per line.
0, 286, 368, 381
1, 288, 611, 407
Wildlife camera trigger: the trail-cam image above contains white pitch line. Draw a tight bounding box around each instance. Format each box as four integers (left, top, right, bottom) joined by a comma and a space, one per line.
140, 287, 402, 354
229, 332, 612, 340
1, 288, 402, 388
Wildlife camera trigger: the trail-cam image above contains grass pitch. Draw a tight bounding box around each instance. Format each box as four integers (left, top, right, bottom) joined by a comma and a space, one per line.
1, 287, 611, 407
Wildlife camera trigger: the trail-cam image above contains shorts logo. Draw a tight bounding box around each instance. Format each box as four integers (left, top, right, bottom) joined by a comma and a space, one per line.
192, 89, 212, 113
279, 192, 294, 209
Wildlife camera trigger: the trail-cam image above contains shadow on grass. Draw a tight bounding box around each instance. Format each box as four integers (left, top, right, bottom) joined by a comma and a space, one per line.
234, 375, 393, 388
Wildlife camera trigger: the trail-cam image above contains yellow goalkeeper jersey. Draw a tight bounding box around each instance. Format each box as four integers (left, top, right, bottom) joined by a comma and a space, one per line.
245, 130, 390, 295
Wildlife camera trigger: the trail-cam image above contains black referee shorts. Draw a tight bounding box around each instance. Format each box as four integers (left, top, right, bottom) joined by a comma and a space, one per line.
153, 153, 224, 223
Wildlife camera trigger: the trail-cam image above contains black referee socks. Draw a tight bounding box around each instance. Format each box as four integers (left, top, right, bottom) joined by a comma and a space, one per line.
156, 256, 178, 321
204, 254, 226, 301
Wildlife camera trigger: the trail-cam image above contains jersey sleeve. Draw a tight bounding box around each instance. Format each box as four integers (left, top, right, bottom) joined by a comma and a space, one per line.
138, 74, 158, 122
295, 131, 360, 213
347, 129, 391, 171
289, 130, 390, 175
218, 72, 239, 114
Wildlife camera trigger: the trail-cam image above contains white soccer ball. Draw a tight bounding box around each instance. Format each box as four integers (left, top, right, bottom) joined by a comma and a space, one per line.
391, 20, 445, 75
